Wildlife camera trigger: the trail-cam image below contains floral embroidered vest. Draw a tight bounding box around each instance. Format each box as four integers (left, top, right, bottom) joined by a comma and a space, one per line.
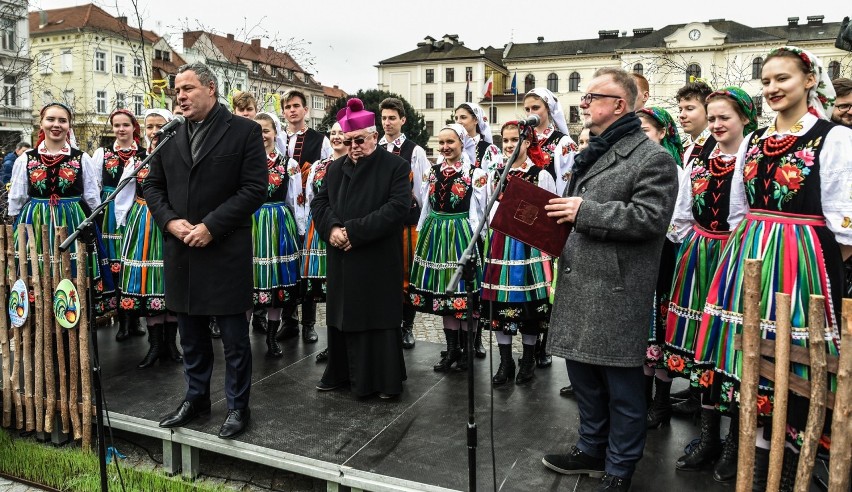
25, 148, 86, 198
428, 164, 475, 213
100, 146, 142, 189
266, 154, 294, 203
492, 164, 544, 193
742, 120, 832, 215
689, 138, 734, 232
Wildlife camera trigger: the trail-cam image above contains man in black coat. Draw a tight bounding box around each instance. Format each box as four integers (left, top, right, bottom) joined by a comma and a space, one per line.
311, 98, 410, 398
145, 62, 267, 439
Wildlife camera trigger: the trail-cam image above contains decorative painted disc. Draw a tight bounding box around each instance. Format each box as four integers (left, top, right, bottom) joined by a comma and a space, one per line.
9, 278, 28, 328
54, 278, 80, 329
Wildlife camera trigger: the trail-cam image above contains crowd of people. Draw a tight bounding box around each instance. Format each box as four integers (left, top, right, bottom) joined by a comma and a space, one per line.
6, 44, 852, 490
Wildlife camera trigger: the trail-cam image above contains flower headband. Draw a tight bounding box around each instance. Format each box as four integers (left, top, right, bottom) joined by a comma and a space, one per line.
766, 46, 836, 120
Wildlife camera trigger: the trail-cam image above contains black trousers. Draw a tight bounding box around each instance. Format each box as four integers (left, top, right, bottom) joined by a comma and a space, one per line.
177, 313, 251, 409
321, 326, 407, 397
566, 360, 646, 479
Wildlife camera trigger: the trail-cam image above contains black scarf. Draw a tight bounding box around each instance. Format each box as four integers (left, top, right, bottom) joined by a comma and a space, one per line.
571, 112, 641, 178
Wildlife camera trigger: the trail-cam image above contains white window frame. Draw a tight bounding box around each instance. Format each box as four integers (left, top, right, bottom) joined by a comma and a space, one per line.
133, 58, 143, 77
95, 50, 107, 72
96, 91, 107, 114
61, 49, 72, 72
312, 96, 324, 110
1, 18, 16, 52
133, 94, 143, 115
116, 92, 126, 109
39, 50, 52, 74
114, 54, 126, 75
2, 75, 17, 106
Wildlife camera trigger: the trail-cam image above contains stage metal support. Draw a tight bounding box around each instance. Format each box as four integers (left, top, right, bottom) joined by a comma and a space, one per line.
181, 443, 199, 480
162, 439, 182, 476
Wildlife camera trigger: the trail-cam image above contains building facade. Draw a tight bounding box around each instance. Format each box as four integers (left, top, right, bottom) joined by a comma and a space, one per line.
378, 17, 852, 152
28, 3, 156, 150
1, 0, 32, 151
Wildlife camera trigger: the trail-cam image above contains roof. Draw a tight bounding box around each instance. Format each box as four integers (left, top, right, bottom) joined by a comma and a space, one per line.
183, 31, 306, 74
506, 37, 633, 59
29, 3, 158, 43
757, 21, 843, 43
323, 85, 347, 99
379, 36, 506, 69
152, 41, 186, 78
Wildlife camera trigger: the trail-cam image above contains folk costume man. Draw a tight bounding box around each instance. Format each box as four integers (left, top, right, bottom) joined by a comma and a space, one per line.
311, 98, 410, 398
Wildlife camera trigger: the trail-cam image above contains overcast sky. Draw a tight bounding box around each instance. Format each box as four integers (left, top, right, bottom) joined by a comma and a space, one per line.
33, 0, 846, 92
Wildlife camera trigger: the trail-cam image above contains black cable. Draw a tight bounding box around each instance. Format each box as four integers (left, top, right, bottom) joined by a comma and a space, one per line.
112, 434, 163, 465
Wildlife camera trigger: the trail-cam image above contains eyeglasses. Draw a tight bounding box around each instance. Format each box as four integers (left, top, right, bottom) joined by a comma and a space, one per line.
580, 93, 623, 105
342, 136, 368, 146
836, 103, 852, 113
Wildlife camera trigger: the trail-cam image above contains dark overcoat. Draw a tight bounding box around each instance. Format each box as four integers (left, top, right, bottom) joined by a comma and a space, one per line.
547, 128, 678, 367
311, 147, 410, 332
145, 105, 267, 315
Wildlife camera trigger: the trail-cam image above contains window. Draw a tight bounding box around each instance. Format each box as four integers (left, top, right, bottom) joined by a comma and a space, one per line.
569, 72, 580, 92
271, 67, 278, 77
39, 51, 52, 74
633, 63, 644, 75
465, 86, 472, 102
425, 93, 434, 109
446, 67, 454, 83
252, 61, 259, 73
547, 73, 558, 92
829, 61, 841, 80
63, 89, 74, 108
569, 106, 581, 124
489, 107, 497, 126
425, 69, 434, 83
154, 49, 163, 60
250, 85, 257, 97
115, 54, 125, 75
95, 50, 106, 72
133, 58, 143, 77
686, 63, 701, 83
2, 75, 16, 106
96, 91, 107, 113
115, 92, 126, 109
445, 92, 454, 109
133, 95, 143, 116
752, 95, 763, 117
425, 120, 434, 138
1, 18, 15, 51
524, 74, 535, 93
751, 57, 763, 80
163, 51, 170, 62
312, 95, 324, 110
224, 81, 231, 97
61, 49, 72, 72
287, 70, 294, 81
42, 90, 53, 107
465, 66, 473, 82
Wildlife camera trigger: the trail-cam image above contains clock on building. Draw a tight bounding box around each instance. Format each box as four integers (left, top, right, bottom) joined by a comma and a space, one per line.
689, 29, 701, 41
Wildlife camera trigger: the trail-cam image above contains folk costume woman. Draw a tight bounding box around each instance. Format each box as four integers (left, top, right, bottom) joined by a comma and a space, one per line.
661, 89, 756, 480
482, 121, 556, 385
8, 102, 114, 314
454, 102, 502, 173
252, 112, 303, 359
523, 87, 577, 196
635, 107, 686, 431
115, 108, 182, 368
694, 47, 852, 490
305, 122, 347, 363
409, 123, 488, 372
92, 109, 147, 341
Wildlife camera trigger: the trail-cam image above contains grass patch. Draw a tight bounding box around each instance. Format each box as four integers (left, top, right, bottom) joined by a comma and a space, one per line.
0, 428, 224, 491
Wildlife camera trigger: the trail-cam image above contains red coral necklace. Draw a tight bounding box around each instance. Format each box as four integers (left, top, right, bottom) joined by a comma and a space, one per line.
763, 134, 797, 157
709, 154, 736, 177
39, 152, 64, 167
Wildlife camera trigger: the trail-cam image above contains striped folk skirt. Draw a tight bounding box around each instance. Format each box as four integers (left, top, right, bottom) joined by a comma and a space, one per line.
402, 224, 418, 294
301, 212, 327, 302
694, 211, 841, 449
118, 197, 167, 316
252, 201, 301, 307
14, 196, 116, 314
408, 211, 480, 318
663, 226, 729, 383
100, 186, 123, 277
480, 229, 552, 333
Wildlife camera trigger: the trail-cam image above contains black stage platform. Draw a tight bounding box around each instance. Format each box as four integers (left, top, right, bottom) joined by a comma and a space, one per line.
96, 326, 730, 492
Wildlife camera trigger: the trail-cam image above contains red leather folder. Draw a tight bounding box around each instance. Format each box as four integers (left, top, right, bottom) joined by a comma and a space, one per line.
490, 175, 570, 257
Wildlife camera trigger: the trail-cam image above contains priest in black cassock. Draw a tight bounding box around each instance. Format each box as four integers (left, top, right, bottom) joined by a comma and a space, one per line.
311, 98, 410, 399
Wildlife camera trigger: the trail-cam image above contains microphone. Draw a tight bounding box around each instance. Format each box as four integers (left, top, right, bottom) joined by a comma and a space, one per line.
156, 115, 186, 135
519, 114, 541, 127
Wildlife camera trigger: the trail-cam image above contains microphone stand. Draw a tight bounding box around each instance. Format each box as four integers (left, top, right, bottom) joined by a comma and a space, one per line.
446, 121, 534, 492
59, 127, 180, 492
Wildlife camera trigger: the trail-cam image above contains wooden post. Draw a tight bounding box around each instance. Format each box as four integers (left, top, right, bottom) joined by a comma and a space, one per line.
54, 229, 70, 434
736, 258, 761, 492
26, 225, 44, 434
794, 295, 828, 492
15, 223, 29, 431
77, 239, 92, 451
829, 298, 852, 492
18, 223, 33, 432
767, 292, 792, 491
0, 225, 10, 428
41, 225, 55, 434
66, 239, 81, 440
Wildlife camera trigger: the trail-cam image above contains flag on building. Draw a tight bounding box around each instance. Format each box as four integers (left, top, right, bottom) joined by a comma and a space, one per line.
482, 74, 494, 99
510, 73, 517, 95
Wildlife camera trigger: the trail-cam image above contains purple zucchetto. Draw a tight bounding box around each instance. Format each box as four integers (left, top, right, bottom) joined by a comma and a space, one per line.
336, 98, 376, 133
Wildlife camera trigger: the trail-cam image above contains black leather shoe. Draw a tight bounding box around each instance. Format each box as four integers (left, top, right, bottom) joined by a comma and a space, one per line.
542, 446, 605, 477
597, 473, 631, 491
560, 385, 575, 397
401, 322, 416, 349
218, 408, 250, 439
302, 324, 318, 343
159, 399, 211, 428
251, 309, 267, 334
129, 315, 146, 337
672, 394, 701, 416
209, 318, 221, 339
316, 380, 346, 391
315, 347, 329, 363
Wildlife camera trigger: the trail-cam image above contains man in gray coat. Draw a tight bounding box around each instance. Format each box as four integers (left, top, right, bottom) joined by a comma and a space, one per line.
542, 67, 678, 491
